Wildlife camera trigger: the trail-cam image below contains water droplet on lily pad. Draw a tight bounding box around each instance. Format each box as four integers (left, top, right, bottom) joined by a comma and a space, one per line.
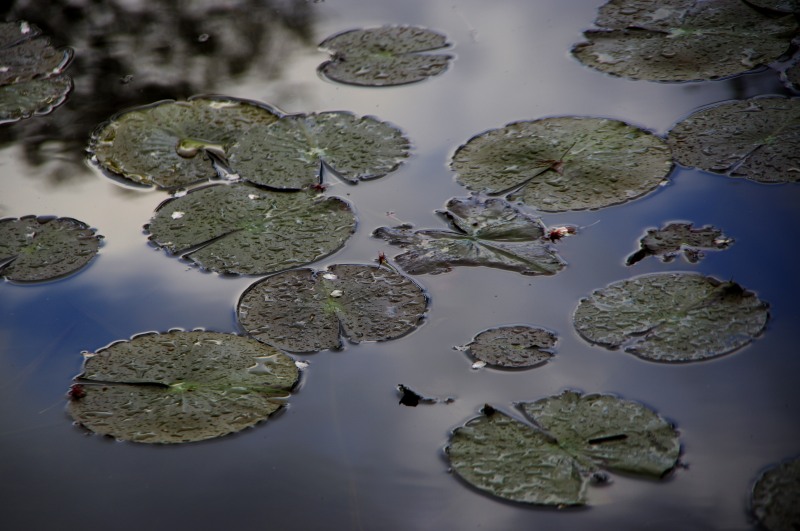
67, 330, 300, 444
626, 222, 733, 265
457, 325, 557, 369
750, 456, 800, 530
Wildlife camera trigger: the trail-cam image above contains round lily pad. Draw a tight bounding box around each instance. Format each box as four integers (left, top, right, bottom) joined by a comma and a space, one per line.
318, 26, 452, 87
573, 273, 769, 362
667, 97, 800, 184
457, 325, 557, 368
146, 183, 356, 276
88, 96, 281, 190
450, 117, 672, 212
67, 330, 299, 444
228, 111, 410, 190
237, 264, 428, 352
571, 0, 797, 82
445, 390, 680, 506
0, 215, 102, 283
751, 456, 800, 530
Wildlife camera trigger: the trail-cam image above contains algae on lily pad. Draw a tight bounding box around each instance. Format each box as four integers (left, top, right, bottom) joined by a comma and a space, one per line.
451, 117, 672, 212
318, 26, 452, 87
237, 264, 428, 352
456, 325, 557, 369
0, 215, 102, 283
228, 111, 410, 190
146, 183, 356, 275
0, 21, 73, 124
373, 196, 567, 275
667, 97, 800, 184
574, 272, 769, 362
89, 96, 280, 189
571, 0, 797, 82
750, 456, 800, 530
67, 330, 299, 444
446, 390, 680, 506
626, 222, 733, 265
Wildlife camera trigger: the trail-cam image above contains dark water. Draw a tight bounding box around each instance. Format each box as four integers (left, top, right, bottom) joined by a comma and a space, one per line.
2, 1, 799, 530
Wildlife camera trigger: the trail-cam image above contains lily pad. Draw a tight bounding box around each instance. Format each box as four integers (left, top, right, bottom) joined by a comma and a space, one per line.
146, 183, 356, 276
571, 0, 797, 82
88, 96, 280, 190
450, 117, 672, 212
573, 272, 769, 362
67, 330, 299, 444
0, 215, 102, 283
237, 264, 428, 352
785, 61, 800, 91
227, 111, 410, 190
445, 390, 680, 506
667, 97, 800, 184
373, 196, 567, 275
0, 21, 73, 124
751, 456, 800, 530
626, 222, 733, 265
456, 325, 557, 368
746, 0, 800, 13
318, 26, 452, 87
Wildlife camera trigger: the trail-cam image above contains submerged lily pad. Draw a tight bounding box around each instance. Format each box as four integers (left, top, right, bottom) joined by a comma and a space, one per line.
0, 216, 102, 283
373, 196, 567, 275
228, 111, 410, 190
146, 183, 355, 275
318, 26, 452, 87
456, 325, 557, 368
237, 264, 428, 352
0, 21, 73, 124
667, 97, 800, 184
451, 117, 672, 212
571, 0, 797, 82
446, 390, 680, 506
89, 96, 280, 189
751, 456, 800, 530
626, 222, 733, 265
67, 330, 299, 444
574, 273, 769, 362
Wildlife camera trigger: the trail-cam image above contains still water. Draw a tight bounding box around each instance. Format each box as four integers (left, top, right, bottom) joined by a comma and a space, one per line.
1, 1, 799, 529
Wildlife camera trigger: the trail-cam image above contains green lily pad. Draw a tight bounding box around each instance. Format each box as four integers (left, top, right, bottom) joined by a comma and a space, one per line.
0, 21, 73, 124
746, 0, 800, 13
626, 222, 733, 265
146, 183, 356, 276
571, 0, 797, 82
0, 215, 102, 283
751, 456, 800, 530
237, 264, 428, 352
67, 330, 299, 444
446, 390, 680, 506
667, 97, 800, 184
451, 117, 672, 212
227, 111, 410, 190
456, 325, 557, 368
373, 196, 567, 275
785, 61, 800, 91
318, 26, 452, 87
574, 273, 769, 362
88, 96, 280, 190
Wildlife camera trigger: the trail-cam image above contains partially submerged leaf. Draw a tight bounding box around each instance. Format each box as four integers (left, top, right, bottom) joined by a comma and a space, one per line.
445, 390, 680, 506
451, 117, 672, 212
457, 325, 556, 368
373, 196, 567, 275
750, 456, 800, 531
397, 384, 453, 407
318, 26, 452, 87
67, 330, 300, 444
88, 96, 280, 189
0, 215, 102, 283
626, 222, 733, 265
237, 264, 428, 352
574, 273, 769, 362
571, 0, 797, 82
667, 97, 800, 184
228, 111, 410, 190
146, 183, 356, 275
